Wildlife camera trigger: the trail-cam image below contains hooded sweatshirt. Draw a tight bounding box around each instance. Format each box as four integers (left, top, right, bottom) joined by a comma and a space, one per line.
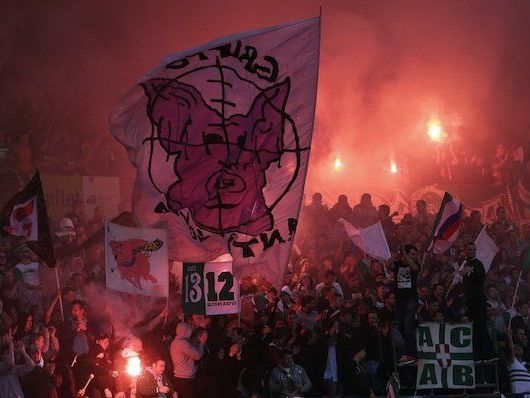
170, 322, 204, 379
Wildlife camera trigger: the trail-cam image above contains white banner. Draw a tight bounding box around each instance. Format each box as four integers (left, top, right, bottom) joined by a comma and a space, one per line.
182, 261, 239, 315
110, 17, 320, 287
105, 221, 168, 297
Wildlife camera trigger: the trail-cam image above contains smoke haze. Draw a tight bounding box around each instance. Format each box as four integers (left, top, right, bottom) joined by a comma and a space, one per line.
2, 0, 530, 203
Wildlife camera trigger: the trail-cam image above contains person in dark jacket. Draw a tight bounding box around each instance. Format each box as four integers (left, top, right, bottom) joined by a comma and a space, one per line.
462, 242, 492, 360
136, 357, 174, 398
343, 341, 376, 398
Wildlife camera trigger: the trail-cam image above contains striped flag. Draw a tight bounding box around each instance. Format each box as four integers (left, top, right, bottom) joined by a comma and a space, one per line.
428, 192, 463, 254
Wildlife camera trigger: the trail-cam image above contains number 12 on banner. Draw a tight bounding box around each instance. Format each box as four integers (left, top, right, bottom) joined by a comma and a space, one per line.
182, 262, 239, 315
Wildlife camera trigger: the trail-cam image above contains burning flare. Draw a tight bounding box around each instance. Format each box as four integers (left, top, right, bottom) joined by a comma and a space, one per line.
333, 156, 343, 171
390, 161, 398, 174
122, 348, 142, 377
427, 118, 445, 142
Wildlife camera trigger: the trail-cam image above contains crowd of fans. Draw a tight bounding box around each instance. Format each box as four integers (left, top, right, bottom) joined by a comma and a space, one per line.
1, 184, 530, 397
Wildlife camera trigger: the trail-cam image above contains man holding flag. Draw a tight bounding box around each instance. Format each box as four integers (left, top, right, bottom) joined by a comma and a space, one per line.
385, 244, 420, 363
462, 241, 492, 361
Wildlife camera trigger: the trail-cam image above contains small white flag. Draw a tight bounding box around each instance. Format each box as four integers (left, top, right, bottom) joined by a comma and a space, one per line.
475, 226, 499, 274
338, 218, 391, 261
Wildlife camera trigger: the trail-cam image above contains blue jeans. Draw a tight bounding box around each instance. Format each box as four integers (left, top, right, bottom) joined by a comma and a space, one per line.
395, 295, 418, 356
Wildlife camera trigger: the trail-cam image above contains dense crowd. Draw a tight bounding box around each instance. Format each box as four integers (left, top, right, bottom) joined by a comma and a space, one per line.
1, 186, 530, 398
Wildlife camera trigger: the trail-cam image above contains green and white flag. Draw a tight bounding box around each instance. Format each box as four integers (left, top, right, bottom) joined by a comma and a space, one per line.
416, 322, 475, 390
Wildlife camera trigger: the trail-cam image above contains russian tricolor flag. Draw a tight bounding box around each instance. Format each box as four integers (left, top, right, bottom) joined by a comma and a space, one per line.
428, 192, 463, 254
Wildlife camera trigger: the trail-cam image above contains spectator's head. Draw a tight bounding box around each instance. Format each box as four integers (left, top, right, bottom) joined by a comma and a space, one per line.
513, 343, 524, 361
385, 293, 396, 309
516, 301, 529, 316
27, 343, 42, 363
403, 244, 419, 262
267, 287, 278, 302
71, 300, 86, 321
324, 269, 337, 284
0, 250, 7, 268
150, 357, 166, 376
433, 311, 445, 322
329, 293, 343, 308
416, 200, 427, 214
338, 194, 348, 205
321, 256, 333, 270
279, 349, 294, 368
312, 192, 323, 204
298, 273, 314, 289
191, 314, 211, 329
464, 242, 476, 259
21, 313, 33, 333
470, 210, 481, 223
378, 204, 390, 219
62, 286, 77, 304
433, 283, 445, 299
376, 284, 389, 300
486, 285, 498, 300
360, 193, 372, 207
94, 206, 105, 221
301, 295, 315, 312
368, 310, 379, 328
418, 286, 430, 301
15, 244, 33, 262
496, 206, 506, 221
514, 328, 528, 347
96, 333, 110, 350
352, 342, 367, 362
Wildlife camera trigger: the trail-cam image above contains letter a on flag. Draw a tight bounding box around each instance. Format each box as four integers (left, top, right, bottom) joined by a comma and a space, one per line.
110, 17, 320, 286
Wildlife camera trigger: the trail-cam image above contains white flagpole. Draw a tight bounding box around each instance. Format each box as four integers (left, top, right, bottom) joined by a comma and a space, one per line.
54, 267, 64, 322
508, 269, 523, 331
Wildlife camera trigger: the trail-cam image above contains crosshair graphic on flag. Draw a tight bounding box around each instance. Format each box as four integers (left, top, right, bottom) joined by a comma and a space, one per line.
435, 343, 452, 368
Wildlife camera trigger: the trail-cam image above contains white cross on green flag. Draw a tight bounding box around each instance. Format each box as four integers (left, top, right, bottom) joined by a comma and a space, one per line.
416, 322, 475, 390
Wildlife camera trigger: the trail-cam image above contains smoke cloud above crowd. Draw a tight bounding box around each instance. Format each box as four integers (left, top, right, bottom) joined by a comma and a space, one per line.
2, 0, 530, 203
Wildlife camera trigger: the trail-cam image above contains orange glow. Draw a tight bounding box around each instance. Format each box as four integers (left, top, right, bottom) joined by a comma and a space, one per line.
427, 118, 445, 142
333, 156, 343, 171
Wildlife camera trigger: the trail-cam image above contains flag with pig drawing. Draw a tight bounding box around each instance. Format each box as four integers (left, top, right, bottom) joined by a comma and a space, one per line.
105, 221, 169, 297
110, 17, 320, 287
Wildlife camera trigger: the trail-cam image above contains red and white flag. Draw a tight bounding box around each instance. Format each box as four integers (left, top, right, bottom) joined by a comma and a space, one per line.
110, 18, 320, 287
338, 218, 391, 261
105, 221, 169, 297
0, 172, 55, 267
428, 192, 463, 254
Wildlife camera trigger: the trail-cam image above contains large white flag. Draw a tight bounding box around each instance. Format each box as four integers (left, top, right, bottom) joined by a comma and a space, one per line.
105, 221, 169, 296
110, 18, 320, 287
338, 218, 391, 261
475, 226, 499, 273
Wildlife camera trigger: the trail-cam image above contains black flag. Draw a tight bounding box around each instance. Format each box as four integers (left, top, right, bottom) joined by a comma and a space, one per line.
0, 171, 55, 267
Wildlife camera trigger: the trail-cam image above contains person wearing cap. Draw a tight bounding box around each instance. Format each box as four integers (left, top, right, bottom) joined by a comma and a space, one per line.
343, 341, 376, 398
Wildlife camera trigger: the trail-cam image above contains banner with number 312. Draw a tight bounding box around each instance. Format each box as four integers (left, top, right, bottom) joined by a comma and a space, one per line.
182, 261, 239, 315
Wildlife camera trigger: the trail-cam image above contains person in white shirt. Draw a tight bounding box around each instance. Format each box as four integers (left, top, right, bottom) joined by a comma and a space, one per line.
507, 332, 530, 394
315, 270, 344, 298
14, 244, 43, 315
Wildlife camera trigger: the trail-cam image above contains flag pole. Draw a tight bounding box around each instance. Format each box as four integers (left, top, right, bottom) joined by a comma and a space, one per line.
54, 266, 65, 322
508, 269, 523, 331
164, 261, 170, 325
